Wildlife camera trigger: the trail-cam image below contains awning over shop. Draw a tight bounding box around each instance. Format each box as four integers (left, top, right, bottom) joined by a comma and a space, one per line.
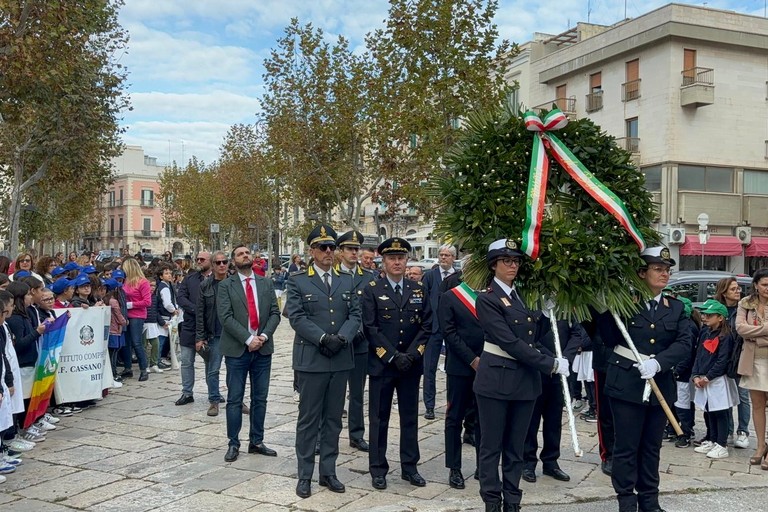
679, 235, 743, 256
746, 237, 768, 257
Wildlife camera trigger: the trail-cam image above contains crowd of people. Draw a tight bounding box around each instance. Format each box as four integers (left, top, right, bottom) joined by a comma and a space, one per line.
0, 240, 766, 512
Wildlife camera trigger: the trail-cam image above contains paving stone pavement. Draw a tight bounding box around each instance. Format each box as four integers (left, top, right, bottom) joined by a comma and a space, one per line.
2, 320, 767, 511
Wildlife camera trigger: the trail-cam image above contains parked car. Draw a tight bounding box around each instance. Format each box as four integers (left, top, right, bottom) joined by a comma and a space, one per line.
665, 270, 751, 306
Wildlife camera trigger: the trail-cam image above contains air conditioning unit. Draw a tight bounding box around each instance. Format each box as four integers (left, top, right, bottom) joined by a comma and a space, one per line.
668, 227, 686, 244
735, 226, 752, 245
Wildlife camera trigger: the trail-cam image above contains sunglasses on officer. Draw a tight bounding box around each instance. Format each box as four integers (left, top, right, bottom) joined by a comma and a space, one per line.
312, 244, 337, 252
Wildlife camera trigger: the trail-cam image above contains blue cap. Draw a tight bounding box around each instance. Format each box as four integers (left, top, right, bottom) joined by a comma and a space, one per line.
71, 273, 91, 288
51, 266, 67, 277
102, 278, 122, 291
50, 278, 73, 294
63, 262, 81, 272
14, 270, 31, 278
82, 265, 97, 274
112, 268, 125, 279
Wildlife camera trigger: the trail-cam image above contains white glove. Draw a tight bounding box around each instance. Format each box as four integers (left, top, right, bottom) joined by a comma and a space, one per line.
634, 359, 661, 380
554, 357, 570, 377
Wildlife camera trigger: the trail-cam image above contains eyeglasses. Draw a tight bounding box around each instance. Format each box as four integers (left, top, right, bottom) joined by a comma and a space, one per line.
499, 257, 522, 267
196, 258, 208, 262
648, 266, 672, 274
42, 297, 55, 302
214, 260, 228, 265
314, 244, 337, 252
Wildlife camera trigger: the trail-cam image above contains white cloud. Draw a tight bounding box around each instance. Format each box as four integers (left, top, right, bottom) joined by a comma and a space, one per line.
127, 91, 262, 123
123, 120, 235, 166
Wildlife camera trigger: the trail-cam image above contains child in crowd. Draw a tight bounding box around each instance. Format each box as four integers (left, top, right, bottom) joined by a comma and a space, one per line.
692, 300, 740, 459
672, 296, 700, 447
69, 274, 94, 308
143, 278, 163, 374
104, 279, 127, 385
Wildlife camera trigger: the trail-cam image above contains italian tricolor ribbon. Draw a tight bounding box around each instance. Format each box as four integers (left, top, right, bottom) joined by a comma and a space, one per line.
451, 282, 478, 318
521, 108, 646, 260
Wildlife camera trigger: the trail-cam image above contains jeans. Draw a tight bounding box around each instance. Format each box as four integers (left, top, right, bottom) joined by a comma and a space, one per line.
159, 335, 169, 359
225, 350, 272, 448
205, 336, 224, 403
180, 345, 196, 397
422, 335, 442, 409
727, 385, 751, 435
127, 318, 147, 372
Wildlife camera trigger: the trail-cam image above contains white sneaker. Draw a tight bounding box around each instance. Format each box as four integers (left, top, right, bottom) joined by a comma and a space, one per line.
706, 443, 729, 459
150, 365, 163, 374
735, 432, 750, 449
293, 390, 300, 403
571, 399, 585, 411
34, 420, 57, 431
694, 440, 714, 453
25, 425, 47, 440
0, 474, 5, 483
112, 381, 123, 388
8, 438, 34, 452
42, 413, 60, 424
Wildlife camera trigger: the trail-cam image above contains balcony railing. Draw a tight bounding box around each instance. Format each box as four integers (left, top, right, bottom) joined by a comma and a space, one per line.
140, 199, 155, 207
682, 67, 714, 86
137, 230, 160, 238
107, 199, 124, 207
109, 230, 124, 237
585, 90, 603, 113
532, 97, 576, 117
622, 79, 641, 102
616, 137, 640, 153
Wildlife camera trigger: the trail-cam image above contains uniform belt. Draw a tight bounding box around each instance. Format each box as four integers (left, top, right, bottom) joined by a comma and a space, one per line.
483, 342, 516, 360
613, 345, 650, 362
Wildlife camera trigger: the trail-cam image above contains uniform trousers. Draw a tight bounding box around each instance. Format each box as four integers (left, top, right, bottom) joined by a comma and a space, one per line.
610, 396, 667, 512
594, 369, 615, 462
523, 373, 563, 470
476, 394, 536, 505
445, 373, 481, 470
347, 351, 368, 442
296, 369, 349, 479
369, 369, 421, 477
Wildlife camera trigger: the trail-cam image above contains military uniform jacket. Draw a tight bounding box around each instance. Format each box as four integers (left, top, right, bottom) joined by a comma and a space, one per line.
285, 266, 361, 373
438, 287, 484, 377
362, 277, 432, 377
473, 282, 554, 401
334, 263, 373, 355
592, 296, 692, 406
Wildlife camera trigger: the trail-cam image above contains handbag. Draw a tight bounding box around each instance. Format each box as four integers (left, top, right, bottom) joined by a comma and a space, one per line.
728, 334, 744, 379
196, 342, 211, 362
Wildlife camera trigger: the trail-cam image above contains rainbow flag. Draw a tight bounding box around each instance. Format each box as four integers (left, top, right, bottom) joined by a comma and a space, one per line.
23, 314, 69, 429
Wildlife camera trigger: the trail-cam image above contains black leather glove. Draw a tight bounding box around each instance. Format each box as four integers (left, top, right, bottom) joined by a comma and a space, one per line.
318, 340, 334, 358
324, 334, 346, 355
393, 352, 412, 372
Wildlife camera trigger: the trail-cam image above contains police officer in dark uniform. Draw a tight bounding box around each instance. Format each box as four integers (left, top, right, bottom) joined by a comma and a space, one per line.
362, 237, 431, 490
438, 272, 484, 489
474, 239, 569, 512
335, 230, 372, 452
585, 246, 691, 512
285, 225, 361, 499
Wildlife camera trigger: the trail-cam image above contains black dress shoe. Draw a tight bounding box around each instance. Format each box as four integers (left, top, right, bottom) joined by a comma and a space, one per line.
543, 467, 570, 482
224, 446, 239, 462
484, 502, 502, 512
402, 472, 426, 486
248, 443, 277, 456
424, 408, 435, 420
502, 503, 521, 512
462, 432, 475, 446
175, 395, 194, 406
371, 475, 387, 489
120, 369, 133, 379
521, 468, 536, 483
350, 438, 369, 452
319, 475, 345, 493
448, 468, 465, 489
640, 509, 667, 512
601, 460, 613, 476
474, 469, 479, 480
296, 479, 311, 498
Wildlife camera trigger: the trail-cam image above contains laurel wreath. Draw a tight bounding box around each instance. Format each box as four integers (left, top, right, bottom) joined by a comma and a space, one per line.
433, 104, 660, 320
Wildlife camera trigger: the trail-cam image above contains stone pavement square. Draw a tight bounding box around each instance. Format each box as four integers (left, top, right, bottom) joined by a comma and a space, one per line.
2, 320, 765, 511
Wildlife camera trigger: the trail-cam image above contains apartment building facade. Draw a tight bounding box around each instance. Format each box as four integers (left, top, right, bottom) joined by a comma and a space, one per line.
507, 3, 768, 274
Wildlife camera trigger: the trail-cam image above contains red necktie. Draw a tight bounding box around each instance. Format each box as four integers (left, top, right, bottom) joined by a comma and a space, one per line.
245, 277, 259, 332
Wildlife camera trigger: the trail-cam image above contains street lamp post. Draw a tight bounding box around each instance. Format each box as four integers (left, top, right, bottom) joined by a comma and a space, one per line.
697, 213, 709, 270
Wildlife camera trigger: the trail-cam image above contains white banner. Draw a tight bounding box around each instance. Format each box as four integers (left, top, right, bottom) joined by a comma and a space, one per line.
53, 307, 116, 403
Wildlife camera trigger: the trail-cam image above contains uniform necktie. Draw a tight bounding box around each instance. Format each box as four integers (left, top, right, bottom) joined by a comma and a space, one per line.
649, 299, 658, 320
395, 283, 402, 295
323, 272, 331, 293
245, 277, 259, 331
442, 270, 449, 280
511, 288, 525, 308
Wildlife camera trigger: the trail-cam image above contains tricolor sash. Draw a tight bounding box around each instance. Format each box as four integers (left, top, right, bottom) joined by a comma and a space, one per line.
451, 282, 478, 318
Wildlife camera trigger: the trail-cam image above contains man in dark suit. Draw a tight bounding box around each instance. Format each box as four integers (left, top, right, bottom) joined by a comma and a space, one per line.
421, 244, 458, 419
335, 230, 372, 452
286, 225, 361, 499
363, 237, 432, 490
474, 239, 569, 512
586, 246, 691, 512
217, 244, 281, 463
438, 272, 483, 489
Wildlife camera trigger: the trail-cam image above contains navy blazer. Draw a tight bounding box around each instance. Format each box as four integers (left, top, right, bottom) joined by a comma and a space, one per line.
438, 285, 484, 377
473, 281, 554, 401
422, 266, 456, 338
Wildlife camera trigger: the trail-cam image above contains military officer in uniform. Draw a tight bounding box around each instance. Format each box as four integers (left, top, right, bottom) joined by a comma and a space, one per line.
474, 239, 569, 512
285, 225, 361, 499
438, 272, 484, 489
335, 230, 372, 452
363, 237, 432, 490
585, 246, 691, 512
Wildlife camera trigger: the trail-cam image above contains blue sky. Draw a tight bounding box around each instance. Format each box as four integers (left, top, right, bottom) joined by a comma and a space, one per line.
118, 0, 762, 166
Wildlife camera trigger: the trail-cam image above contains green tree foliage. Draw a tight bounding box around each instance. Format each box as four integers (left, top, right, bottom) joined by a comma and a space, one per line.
0, 0, 130, 254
